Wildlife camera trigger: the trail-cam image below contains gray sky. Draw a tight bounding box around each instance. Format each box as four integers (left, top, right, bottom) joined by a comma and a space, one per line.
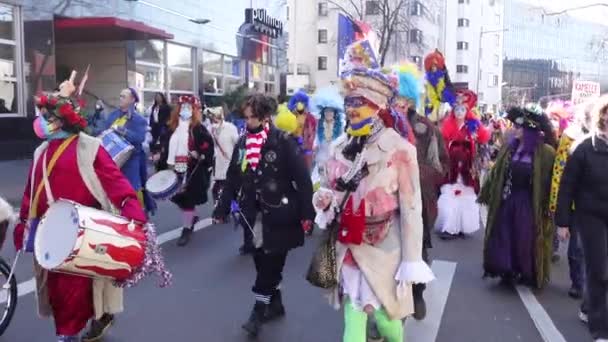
523, 0, 608, 23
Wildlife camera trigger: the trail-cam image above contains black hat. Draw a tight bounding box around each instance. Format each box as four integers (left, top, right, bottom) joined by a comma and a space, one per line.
506, 104, 550, 131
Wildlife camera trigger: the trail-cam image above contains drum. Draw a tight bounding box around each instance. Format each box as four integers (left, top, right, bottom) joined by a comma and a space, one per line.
34, 200, 146, 281
99, 129, 134, 167
146, 170, 180, 200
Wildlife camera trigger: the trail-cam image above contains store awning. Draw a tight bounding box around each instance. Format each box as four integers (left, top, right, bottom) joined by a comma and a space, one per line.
54, 17, 174, 43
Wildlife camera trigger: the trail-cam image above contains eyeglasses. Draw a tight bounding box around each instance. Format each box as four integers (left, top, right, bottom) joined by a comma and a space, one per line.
344, 96, 379, 110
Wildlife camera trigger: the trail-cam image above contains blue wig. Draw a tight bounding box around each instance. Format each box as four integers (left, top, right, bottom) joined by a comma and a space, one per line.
311, 86, 345, 143
394, 63, 423, 109
288, 90, 310, 112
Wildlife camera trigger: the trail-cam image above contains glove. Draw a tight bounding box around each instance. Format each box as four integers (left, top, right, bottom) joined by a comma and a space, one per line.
13, 222, 25, 251
301, 220, 313, 234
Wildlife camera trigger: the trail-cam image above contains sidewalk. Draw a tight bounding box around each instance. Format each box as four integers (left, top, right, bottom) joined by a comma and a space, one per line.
0, 159, 31, 207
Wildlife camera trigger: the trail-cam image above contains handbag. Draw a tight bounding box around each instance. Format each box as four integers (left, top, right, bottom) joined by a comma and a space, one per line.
306, 190, 352, 289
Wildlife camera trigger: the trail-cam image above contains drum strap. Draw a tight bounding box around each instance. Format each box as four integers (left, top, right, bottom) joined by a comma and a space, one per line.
29, 135, 77, 218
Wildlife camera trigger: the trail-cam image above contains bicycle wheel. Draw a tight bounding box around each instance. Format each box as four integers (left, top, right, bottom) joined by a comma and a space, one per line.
0, 258, 17, 336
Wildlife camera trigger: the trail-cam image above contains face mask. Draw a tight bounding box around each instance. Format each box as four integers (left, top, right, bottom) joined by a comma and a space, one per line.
33, 115, 67, 140
180, 104, 193, 120
455, 106, 467, 119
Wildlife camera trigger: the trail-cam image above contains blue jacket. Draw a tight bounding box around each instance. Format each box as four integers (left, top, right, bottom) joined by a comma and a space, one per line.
95, 109, 147, 191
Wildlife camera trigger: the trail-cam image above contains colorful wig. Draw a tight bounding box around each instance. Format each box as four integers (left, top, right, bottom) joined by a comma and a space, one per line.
393, 62, 423, 109
288, 90, 310, 112
311, 86, 345, 143
275, 104, 298, 134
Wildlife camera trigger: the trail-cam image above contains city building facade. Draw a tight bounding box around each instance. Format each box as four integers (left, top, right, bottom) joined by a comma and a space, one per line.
286, 0, 445, 94
502, 0, 608, 106
0, 0, 286, 159
444, 0, 504, 114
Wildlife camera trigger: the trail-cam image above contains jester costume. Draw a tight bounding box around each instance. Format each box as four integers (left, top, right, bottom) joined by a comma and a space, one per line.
288, 90, 317, 169
13, 77, 147, 342
423, 50, 456, 122
436, 90, 489, 238
313, 39, 433, 342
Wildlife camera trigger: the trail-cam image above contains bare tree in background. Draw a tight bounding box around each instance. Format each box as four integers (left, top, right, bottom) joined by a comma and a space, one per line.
327, 0, 409, 66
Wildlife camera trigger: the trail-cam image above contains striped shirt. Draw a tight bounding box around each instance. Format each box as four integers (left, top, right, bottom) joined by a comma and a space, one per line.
245, 128, 268, 170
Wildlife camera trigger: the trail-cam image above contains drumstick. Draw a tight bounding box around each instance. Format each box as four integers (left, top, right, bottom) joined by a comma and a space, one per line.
235, 210, 257, 239
2, 249, 21, 289
77, 64, 90, 96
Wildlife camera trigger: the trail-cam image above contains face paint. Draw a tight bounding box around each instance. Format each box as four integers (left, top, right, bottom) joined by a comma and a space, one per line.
454, 105, 467, 119
180, 103, 193, 120
345, 96, 379, 126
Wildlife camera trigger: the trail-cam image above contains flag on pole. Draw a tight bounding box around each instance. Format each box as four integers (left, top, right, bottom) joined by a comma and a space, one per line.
337, 14, 380, 75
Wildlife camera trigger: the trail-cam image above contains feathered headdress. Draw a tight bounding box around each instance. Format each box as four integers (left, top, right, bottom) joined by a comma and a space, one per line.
393, 62, 423, 109
288, 90, 310, 112
424, 50, 456, 121
35, 93, 88, 130
507, 104, 552, 131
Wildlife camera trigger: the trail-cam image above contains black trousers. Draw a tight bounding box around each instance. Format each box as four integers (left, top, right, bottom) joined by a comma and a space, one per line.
413, 246, 430, 297
252, 249, 288, 296
577, 213, 608, 339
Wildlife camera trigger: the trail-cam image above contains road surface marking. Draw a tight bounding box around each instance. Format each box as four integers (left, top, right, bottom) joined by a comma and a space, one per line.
5, 218, 214, 301
405, 260, 457, 342
516, 285, 567, 342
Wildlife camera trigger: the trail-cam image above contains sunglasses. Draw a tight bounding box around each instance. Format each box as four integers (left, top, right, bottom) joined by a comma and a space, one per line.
344, 96, 379, 110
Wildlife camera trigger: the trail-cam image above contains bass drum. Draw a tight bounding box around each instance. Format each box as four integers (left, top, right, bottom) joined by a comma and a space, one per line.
34, 200, 146, 281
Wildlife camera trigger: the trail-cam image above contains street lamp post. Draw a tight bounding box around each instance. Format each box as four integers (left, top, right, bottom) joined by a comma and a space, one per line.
476, 28, 508, 96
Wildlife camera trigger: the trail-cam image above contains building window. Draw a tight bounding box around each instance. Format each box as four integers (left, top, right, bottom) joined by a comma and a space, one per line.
409, 29, 423, 44
410, 1, 423, 16
286, 6, 290, 20
318, 29, 328, 44
0, 3, 23, 116
457, 18, 470, 27
458, 0, 470, 4
202, 50, 223, 95
495, 14, 501, 25
457, 41, 469, 50
488, 74, 499, 87
318, 56, 328, 70
494, 54, 500, 66
134, 40, 166, 108
478, 92, 484, 101
456, 65, 469, 74
495, 34, 500, 47
318, 2, 328, 16
366, 1, 380, 15
168, 43, 194, 96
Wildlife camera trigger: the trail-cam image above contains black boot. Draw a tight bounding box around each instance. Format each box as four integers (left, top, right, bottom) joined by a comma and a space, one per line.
264, 291, 285, 322
242, 301, 266, 338
366, 314, 384, 342
177, 216, 198, 247
82, 314, 114, 341
412, 284, 427, 320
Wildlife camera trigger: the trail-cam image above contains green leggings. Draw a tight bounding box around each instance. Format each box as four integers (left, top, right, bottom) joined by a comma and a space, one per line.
343, 300, 404, 342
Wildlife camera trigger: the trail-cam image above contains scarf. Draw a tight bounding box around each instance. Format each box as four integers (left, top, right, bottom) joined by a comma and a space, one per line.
245, 125, 268, 171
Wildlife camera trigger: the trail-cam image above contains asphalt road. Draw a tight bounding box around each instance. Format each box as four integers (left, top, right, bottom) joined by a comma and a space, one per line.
0, 197, 593, 342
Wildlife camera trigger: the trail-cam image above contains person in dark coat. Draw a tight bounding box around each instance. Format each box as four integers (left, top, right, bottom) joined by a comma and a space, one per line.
213, 94, 314, 338
166, 95, 214, 246
556, 95, 608, 341
149, 92, 172, 171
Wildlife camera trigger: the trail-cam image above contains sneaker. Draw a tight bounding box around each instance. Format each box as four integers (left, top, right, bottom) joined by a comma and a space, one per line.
579, 311, 588, 324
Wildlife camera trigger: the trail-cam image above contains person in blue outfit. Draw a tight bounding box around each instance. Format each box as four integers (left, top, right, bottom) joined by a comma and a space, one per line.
94, 88, 148, 206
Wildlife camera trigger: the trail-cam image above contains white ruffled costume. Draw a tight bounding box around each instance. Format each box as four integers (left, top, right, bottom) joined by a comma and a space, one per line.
435, 176, 481, 235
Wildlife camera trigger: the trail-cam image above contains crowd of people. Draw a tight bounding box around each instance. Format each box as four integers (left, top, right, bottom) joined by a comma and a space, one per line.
1, 37, 608, 342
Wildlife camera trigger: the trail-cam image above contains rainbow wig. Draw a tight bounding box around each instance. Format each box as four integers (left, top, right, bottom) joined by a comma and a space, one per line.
311, 86, 345, 143
393, 62, 423, 109
288, 90, 310, 112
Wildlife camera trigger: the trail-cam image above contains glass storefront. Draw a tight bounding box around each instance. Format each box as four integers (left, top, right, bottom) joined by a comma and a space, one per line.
0, 3, 23, 116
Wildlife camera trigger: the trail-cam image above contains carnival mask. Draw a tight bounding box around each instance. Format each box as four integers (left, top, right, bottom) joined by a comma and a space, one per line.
296, 102, 305, 113
345, 96, 378, 136
454, 105, 467, 119
180, 103, 193, 120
